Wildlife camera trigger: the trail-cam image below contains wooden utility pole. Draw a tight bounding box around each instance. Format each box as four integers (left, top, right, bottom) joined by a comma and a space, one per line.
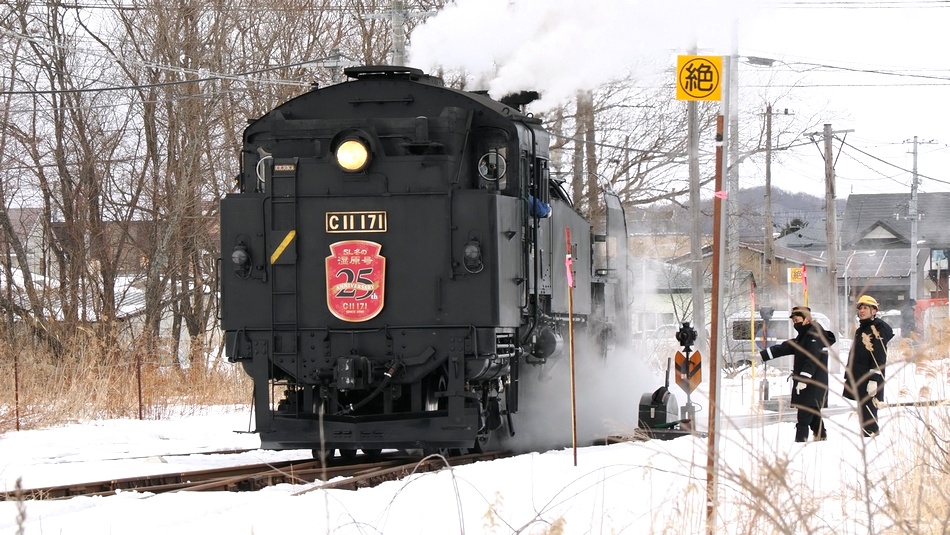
823, 124, 838, 334
808, 124, 851, 333
706, 114, 726, 535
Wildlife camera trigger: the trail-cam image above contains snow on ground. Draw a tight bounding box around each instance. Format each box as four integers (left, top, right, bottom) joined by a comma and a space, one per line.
1, 353, 947, 534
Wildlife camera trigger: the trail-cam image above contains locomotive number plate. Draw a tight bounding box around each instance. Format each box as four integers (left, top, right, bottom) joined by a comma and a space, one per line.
326, 211, 388, 233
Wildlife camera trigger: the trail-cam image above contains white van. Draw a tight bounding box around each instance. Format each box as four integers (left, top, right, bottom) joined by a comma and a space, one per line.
723, 310, 836, 370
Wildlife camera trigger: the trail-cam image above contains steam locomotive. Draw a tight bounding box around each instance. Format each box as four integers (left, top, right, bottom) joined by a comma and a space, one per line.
220, 66, 632, 457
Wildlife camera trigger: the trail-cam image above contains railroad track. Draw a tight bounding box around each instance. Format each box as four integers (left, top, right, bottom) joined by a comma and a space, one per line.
1, 451, 509, 501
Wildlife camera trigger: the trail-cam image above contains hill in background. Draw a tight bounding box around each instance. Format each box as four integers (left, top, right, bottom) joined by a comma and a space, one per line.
627, 186, 845, 244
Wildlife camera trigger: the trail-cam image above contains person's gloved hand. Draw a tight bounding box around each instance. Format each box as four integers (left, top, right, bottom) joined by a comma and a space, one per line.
867, 380, 878, 397
795, 381, 807, 394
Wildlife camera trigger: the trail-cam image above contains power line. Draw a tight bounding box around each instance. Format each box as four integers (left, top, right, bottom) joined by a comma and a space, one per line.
744, 57, 950, 83
835, 137, 950, 187
0, 26, 337, 97
779, 0, 950, 7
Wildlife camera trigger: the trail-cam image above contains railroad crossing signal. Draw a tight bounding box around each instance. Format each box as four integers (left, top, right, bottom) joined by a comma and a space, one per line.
675, 350, 703, 394
676, 55, 722, 101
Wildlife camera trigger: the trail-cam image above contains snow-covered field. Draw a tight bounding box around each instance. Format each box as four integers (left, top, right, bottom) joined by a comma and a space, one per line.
1, 352, 947, 534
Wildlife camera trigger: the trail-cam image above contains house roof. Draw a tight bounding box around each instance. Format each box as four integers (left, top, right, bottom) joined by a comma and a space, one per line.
744, 242, 828, 267
840, 192, 950, 249
2, 207, 44, 244
774, 220, 827, 250
668, 242, 827, 269
841, 248, 919, 288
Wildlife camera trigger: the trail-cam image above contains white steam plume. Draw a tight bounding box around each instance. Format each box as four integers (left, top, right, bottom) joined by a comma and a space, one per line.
409, 0, 770, 110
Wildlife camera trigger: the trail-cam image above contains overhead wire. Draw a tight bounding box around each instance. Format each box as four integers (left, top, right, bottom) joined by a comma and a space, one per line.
0, 24, 338, 97
3, 2, 948, 200
778, 0, 950, 7
834, 136, 950, 187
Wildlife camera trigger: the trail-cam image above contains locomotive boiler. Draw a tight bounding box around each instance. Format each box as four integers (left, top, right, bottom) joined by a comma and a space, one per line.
220, 66, 631, 457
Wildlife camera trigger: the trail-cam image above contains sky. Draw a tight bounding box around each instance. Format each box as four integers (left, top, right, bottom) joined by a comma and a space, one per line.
2, 346, 947, 534
408, 0, 950, 199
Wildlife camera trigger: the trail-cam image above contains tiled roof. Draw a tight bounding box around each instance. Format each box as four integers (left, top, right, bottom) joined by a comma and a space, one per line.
841, 248, 917, 288
840, 192, 950, 249
774, 220, 826, 250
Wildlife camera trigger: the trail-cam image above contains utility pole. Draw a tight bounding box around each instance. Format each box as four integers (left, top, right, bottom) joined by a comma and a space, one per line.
903, 136, 936, 300
324, 49, 357, 83
910, 136, 919, 300
762, 106, 793, 301
391, 0, 406, 65
808, 124, 852, 334
364, 1, 436, 66
727, 40, 740, 316
683, 46, 706, 351
763, 106, 774, 300
823, 125, 838, 336
688, 93, 706, 347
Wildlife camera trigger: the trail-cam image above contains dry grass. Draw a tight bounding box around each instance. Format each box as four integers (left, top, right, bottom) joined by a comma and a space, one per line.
0, 334, 250, 434
2, 326, 948, 534
705, 330, 950, 535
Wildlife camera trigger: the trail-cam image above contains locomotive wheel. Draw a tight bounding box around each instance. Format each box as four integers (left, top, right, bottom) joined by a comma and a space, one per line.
423, 373, 448, 411
361, 448, 382, 457
473, 432, 490, 453
339, 448, 358, 460
422, 447, 452, 458
422, 433, 489, 458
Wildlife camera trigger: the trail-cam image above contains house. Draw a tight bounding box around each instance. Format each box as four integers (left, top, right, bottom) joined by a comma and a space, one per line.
838, 192, 950, 309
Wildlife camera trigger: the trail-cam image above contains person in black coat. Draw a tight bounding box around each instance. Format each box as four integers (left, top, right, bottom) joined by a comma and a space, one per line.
760, 306, 836, 442
843, 295, 894, 437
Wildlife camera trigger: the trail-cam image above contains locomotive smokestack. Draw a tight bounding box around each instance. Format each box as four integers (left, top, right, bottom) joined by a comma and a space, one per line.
500, 90, 540, 110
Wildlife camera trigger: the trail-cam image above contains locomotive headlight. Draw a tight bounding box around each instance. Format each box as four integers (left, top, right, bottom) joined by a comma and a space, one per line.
231, 245, 250, 278
231, 247, 248, 266
463, 241, 483, 273
335, 139, 371, 172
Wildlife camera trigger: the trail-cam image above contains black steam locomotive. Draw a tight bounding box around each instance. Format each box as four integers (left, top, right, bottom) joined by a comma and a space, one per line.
220, 66, 631, 457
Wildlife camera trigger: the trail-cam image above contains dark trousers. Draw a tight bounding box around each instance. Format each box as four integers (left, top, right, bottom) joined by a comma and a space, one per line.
795, 406, 825, 442
860, 398, 880, 436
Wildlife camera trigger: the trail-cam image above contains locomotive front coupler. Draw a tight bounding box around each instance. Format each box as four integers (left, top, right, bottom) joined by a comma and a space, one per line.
336, 360, 402, 416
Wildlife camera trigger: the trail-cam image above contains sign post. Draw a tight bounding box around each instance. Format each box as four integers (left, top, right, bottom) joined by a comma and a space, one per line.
565, 227, 577, 467
678, 54, 723, 535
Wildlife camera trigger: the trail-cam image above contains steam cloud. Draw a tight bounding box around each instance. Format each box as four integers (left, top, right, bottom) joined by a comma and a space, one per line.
409, 0, 770, 110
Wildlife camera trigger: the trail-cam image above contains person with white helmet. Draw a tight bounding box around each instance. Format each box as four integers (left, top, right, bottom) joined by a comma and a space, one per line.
843, 295, 894, 437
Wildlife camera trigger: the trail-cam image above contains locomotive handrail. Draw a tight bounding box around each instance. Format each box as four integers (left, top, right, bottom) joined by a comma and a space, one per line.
344, 65, 425, 78
349, 96, 414, 105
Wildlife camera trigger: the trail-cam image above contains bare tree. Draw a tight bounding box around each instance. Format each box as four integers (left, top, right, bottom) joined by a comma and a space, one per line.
0, 2, 149, 355
0, 0, 824, 370
96, 0, 350, 365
